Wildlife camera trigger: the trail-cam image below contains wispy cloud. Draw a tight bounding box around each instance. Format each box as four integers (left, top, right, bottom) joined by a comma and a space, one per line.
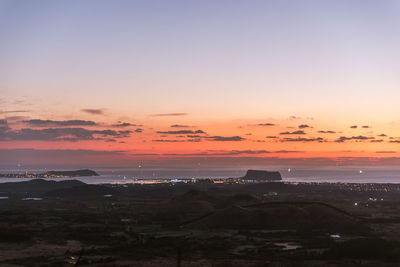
81, 109, 104, 115
150, 113, 188, 117
275, 150, 303, 153
112, 122, 137, 127
156, 130, 205, 135
318, 130, 336, 134
280, 130, 306, 135
165, 150, 271, 156
170, 124, 190, 128
23, 119, 97, 127
280, 137, 324, 142
0, 127, 132, 142
249, 123, 276, 126
152, 139, 184, 142
335, 136, 375, 143
206, 136, 245, 141
3, 116, 29, 121
0, 110, 29, 114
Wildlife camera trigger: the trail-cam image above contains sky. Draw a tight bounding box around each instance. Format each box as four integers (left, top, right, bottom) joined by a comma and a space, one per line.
1, 0, 400, 169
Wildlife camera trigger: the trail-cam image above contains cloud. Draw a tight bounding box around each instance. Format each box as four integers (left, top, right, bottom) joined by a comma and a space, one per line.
156, 130, 205, 134
3, 116, 29, 121
389, 140, 400, 143
152, 139, 184, 142
0, 127, 132, 142
280, 137, 324, 142
370, 140, 383, 143
266, 136, 278, 139
0, 124, 10, 134
81, 109, 104, 115
12, 99, 32, 106
207, 136, 245, 141
170, 124, 190, 128
112, 122, 137, 127
150, 113, 188, 117
176, 135, 244, 142
23, 119, 97, 127
0, 110, 29, 114
135, 128, 143, 133
250, 123, 276, 126
335, 136, 375, 143
280, 130, 306, 135
166, 150, 271, 156
376, 151, 396, 153
350, 125, 358, 129
275, 150, 303, 153
187, 135, 202, 138
0, 120, 7, 125
318, 130, 336, 134
378, 134, 387, 137
335, 137, 351, 142
187, 139, 202, 142
362, 125, 371, 128
349, 135, 374, 140
298, 124, 311, 129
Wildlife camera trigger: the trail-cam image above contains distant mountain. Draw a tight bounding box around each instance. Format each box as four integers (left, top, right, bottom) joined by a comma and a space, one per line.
242, 170, 282, 181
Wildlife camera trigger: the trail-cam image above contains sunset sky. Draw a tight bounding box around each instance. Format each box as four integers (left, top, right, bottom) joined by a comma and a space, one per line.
1, 0, 400, 169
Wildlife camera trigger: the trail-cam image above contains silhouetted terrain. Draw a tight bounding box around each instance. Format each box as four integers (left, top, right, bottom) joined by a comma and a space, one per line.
0, 169, 99, 178
0, 180, 399, 266
0, 179, 85, 193
242, 169, 282, 181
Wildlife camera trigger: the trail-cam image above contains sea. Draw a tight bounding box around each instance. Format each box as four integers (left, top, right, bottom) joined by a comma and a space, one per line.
1, 168, 400, 184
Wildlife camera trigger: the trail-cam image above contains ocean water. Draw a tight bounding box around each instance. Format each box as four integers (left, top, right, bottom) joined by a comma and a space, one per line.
1, 168, 400, 184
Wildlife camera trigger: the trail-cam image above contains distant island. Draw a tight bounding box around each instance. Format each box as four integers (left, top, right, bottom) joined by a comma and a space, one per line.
0, 169, 99, 178
241, 170, 282, 182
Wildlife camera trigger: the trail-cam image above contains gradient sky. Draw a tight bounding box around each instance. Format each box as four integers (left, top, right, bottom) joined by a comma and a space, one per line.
1, 0, 400, 169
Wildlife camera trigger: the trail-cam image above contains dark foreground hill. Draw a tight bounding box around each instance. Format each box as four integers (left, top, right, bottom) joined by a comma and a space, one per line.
0, 179, 86, 194
45, 184, 115, 200
184, 202, 364, 233
166, 190, 366, 234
